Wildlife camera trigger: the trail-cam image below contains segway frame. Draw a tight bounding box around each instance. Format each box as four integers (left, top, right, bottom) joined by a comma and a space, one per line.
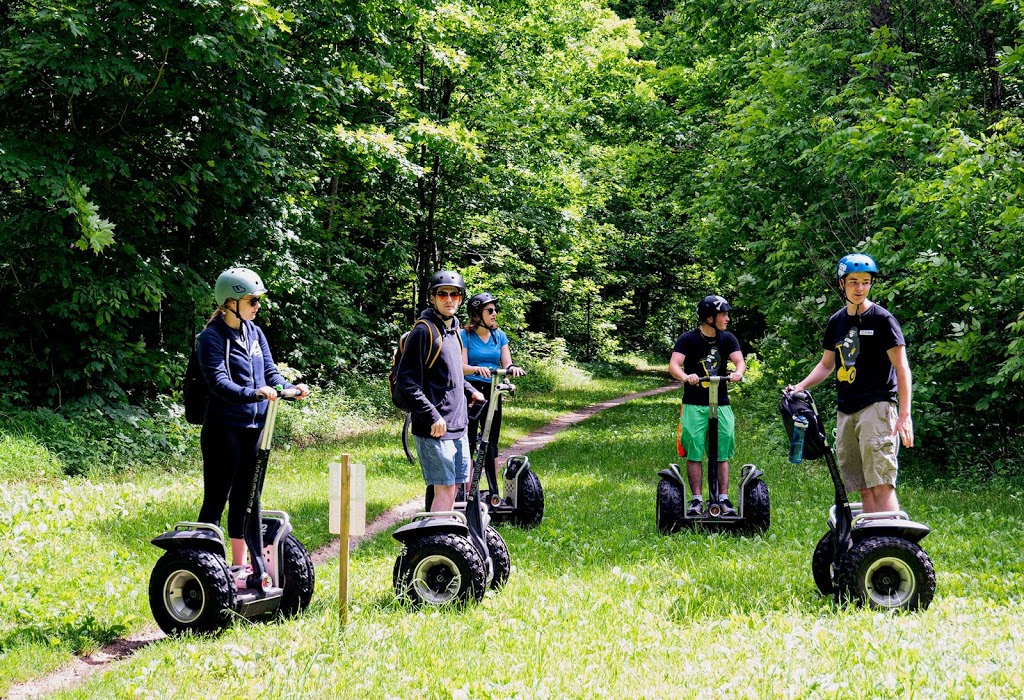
149, 388, 314, 634
657, 375, 770, 533
784, 389, 935, 610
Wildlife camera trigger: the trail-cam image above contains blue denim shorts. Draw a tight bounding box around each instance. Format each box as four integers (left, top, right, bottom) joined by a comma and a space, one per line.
413, 434, 471, 486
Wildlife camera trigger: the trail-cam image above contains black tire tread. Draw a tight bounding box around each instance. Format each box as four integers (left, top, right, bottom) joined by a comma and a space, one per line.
149, 549, 234, 636
656, 478, 686, 535
741, 479, 771, 534
393, 532, 486, 607
838, 535, 936, 611
811, 531, 835, 596
278, 533, 315, 617
486, 526, 511, 590
511, 470, 544, 528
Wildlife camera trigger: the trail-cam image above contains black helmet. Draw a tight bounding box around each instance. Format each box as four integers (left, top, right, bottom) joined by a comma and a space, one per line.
468, 292, 497, 317
428, 270, 466, 293
697, 295, 732, 323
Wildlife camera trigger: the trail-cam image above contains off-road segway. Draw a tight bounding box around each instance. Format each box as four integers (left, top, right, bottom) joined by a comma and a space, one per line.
149, 388, 315, 635
780, 389, 935, 611
473, 369, 544, 528
392, 371, 516, 606
656, 375, 770, 535
422, 369, 544, 527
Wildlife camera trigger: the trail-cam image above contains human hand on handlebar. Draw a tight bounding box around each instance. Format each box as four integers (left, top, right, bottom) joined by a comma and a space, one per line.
258, 384, 309, 401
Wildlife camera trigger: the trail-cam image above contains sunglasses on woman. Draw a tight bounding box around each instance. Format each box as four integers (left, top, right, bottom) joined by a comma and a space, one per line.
434, 290, 462, 299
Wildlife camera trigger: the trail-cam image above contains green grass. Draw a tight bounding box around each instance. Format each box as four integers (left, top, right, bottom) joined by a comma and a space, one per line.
4, 372, 1024, 698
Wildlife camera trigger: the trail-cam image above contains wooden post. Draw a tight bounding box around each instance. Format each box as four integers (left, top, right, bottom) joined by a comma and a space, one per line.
339, 453, 352, 627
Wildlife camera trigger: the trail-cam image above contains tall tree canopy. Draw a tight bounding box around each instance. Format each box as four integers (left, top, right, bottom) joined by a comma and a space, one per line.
2, 0, 1023, 474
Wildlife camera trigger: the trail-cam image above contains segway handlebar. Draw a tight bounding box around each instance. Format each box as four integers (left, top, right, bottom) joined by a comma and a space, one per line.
259, 386, 301, 450
258, 387, 302, 400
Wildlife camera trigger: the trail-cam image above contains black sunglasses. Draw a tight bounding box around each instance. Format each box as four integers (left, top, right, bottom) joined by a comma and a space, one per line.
246, 296, 264, 307
434, 290, 463, 299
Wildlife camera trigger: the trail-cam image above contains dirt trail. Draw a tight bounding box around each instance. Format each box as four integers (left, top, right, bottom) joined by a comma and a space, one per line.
6, 383, 676, 699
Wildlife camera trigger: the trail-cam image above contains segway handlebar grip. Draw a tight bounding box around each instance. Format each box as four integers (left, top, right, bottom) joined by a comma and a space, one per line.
258, 386, 302, 400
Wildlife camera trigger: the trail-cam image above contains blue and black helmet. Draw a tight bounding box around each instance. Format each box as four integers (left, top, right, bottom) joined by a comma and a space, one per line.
836, 253, 878, 279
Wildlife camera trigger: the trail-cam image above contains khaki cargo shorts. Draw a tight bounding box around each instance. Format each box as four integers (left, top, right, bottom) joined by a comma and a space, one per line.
836, 401, 899, 492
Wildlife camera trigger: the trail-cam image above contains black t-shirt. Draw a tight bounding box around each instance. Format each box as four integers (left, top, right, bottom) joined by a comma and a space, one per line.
822, 303, 905, 414
672, 329, 741, 406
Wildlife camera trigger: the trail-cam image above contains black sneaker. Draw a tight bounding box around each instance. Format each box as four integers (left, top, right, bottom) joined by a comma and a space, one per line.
686, 498, 704, 517
720, 497, 738, 516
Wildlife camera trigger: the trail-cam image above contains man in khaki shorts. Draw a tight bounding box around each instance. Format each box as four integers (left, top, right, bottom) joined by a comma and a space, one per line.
787, 253, 914, 513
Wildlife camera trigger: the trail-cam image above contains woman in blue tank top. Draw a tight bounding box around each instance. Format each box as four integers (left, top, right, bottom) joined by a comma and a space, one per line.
460, 293, 525, 491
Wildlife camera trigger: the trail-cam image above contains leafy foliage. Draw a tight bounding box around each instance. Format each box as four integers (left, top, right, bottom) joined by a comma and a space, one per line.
2, 0, 1024, 472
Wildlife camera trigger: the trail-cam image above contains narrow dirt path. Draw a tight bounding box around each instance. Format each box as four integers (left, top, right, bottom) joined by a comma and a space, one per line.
6, 383, 676, 699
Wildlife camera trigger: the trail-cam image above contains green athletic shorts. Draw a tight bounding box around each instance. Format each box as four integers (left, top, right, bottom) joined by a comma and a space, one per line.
677, 403, 736, 461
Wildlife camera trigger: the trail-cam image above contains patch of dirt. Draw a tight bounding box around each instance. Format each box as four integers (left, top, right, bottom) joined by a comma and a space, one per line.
6, 383, 676, 699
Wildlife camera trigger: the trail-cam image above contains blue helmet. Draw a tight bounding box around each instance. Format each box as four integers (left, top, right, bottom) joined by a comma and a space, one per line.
836, 253, 878, 279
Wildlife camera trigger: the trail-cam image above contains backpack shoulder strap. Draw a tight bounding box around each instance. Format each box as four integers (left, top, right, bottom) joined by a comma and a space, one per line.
414, 319, 445, 368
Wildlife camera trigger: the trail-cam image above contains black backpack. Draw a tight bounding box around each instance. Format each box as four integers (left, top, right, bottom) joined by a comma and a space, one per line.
778, 390, 825, 460
388, 319, 449, 412
183, 334, 230, 425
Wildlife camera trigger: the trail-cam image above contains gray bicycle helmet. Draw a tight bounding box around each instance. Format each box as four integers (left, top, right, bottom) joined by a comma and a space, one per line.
697, 295, 732, 323
214, 267, 268, 306
428, 270, 466, 293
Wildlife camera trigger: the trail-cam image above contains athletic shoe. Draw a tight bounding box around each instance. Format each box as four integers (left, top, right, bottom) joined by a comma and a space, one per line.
230, 564, 253, 588
719, 497, 738, 516
686, 498, 704, 517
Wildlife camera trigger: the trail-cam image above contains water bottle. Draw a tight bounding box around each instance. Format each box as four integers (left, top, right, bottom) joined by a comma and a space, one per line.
789, 415, 809, 464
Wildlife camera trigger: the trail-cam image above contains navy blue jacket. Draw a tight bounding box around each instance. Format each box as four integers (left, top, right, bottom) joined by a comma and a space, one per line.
396, 309, 477, 439
198, 316, 293, 428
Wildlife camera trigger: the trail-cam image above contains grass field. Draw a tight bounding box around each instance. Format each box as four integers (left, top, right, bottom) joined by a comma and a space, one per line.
4, 373, 1024, 698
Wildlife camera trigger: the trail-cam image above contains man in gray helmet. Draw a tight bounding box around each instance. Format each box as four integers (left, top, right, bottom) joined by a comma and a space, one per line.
396, 271, 484, 512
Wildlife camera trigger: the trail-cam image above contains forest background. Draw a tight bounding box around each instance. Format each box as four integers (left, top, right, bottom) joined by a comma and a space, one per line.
1, 0, 1023, 481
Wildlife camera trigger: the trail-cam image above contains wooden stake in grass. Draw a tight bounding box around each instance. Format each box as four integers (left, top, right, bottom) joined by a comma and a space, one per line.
330, 454, 359, 627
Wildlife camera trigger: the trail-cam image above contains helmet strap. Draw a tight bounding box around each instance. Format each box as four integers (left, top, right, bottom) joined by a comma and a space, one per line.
838, 279, 871, 315
431, 295, 456, 323
223, 300, 244, 328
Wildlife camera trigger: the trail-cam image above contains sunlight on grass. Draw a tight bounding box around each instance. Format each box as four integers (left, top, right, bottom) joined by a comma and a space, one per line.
5, 372, 1024, 698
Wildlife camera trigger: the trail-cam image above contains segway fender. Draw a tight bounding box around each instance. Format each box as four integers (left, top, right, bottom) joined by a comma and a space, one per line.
151, 524, 226, 556
739, 463, 764, 483
658, 464, 686, 490
504, 455, 531, 480
851, 519, 930, 544
392, 512, 470, 544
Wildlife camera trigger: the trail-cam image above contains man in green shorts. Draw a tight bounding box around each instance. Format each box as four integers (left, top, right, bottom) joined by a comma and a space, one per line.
668, 295, 747, 517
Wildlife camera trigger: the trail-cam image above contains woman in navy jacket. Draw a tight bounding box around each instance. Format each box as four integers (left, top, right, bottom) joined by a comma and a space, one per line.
196, 267, 308, 578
